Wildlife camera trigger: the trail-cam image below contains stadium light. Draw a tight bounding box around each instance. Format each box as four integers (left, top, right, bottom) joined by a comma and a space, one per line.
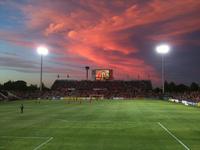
156, 44, 170, 94
37, 46, 48, 56
37, 46, 48, 92
156, 44, 170, 54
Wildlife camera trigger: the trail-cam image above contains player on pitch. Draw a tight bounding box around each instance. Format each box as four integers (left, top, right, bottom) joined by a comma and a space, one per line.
20, 104, 24, 113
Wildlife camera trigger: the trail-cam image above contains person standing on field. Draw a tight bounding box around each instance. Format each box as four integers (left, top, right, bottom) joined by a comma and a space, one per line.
20, 104, 24, 113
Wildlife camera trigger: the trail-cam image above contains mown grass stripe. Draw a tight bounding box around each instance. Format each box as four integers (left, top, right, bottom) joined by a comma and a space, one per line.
0, 136, 49, 139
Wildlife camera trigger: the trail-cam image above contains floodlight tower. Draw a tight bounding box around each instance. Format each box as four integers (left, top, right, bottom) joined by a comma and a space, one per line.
85, 66, 90, 80
37, 46, 48, 92
156, 44, 170, 94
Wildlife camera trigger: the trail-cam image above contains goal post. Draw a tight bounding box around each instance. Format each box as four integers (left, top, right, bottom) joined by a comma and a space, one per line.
89, 94, 104, 101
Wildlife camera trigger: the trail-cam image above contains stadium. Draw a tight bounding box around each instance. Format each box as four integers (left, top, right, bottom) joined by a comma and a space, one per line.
0, 68, 200, 150
1, 1, 200, 150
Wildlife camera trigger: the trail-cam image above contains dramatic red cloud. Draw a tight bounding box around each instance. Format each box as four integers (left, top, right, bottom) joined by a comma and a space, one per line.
2, 0, 200, 83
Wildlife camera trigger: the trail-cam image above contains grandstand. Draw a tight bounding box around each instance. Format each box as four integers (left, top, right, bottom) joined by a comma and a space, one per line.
51, 80, 152, 98
0, 90, 19, 101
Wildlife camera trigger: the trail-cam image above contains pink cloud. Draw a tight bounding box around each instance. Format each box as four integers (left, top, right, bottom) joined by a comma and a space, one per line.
2, 0, 200, 83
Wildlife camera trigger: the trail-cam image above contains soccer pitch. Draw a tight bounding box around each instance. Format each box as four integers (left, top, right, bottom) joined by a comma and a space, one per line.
0, 100, 199, 150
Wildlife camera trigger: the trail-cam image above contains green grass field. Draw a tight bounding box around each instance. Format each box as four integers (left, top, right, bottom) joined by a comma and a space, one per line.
0, 100, 200, 150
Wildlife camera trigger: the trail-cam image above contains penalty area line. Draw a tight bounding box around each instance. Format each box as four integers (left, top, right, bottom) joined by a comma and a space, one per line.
33, 137, 53, 150
157, 122, 190, 150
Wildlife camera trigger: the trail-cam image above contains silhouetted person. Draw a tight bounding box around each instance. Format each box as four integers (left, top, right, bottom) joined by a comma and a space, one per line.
20, 104, 24, 113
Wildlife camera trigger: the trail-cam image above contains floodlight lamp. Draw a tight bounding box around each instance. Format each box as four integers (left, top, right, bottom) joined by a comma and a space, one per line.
156, 44, 170, 54
37, 46, 48, 56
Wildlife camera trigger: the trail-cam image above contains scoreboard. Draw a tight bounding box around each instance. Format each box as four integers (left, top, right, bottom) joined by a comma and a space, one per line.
92, 69, 113, 81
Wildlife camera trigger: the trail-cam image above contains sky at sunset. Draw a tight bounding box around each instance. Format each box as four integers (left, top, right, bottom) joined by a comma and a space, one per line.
0, 0, 200, 87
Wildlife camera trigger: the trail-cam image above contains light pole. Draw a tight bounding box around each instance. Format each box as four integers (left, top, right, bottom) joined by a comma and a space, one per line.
85, 66, 90, 80
37, 46, 48, 92
156, 44, 170, 94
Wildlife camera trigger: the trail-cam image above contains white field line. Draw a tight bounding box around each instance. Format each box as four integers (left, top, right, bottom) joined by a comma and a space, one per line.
0, 136, 53, 150
157, 122, 190, 150
33, 137, 53, 150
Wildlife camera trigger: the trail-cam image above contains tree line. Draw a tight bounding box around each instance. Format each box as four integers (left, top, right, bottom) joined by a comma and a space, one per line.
154, 81, 200, 93
0, 80, 49, 91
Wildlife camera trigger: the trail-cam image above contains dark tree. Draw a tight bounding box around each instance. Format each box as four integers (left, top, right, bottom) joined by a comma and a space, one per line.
165, 81, 177, 93
190, 82, 199, 91
153, 87, 162, 93
42, 83, 50, 91
169, 82, 176, 92
3, 80, 29, 91
0, 84, 2, 90
27, 84, 38, 91
13, 80, 27, 91
3, 81, 13, 90
176, 84, 189, 93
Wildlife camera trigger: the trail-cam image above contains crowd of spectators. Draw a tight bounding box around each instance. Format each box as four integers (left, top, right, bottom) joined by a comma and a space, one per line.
51, 80, 153, 98
171, 91, 200, 103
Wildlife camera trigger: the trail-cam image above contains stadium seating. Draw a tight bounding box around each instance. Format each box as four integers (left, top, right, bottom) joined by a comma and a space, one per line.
51, 80, 152, 98
0, 90, 19, 100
